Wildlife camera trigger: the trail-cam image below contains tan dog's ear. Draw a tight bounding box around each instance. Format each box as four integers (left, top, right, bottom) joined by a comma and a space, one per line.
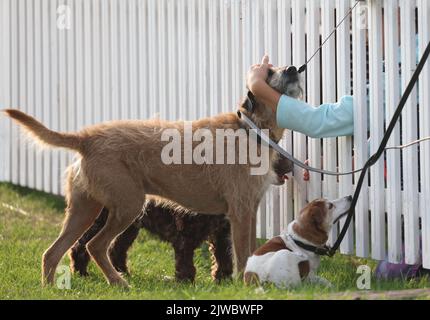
308, 203, 327, 230
295, 201, 328, 245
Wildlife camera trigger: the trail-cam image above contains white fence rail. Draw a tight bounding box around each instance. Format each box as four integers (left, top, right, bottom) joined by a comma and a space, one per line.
0, 0, 429, 268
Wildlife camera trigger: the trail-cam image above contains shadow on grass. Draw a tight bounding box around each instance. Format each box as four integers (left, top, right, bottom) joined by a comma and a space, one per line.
0, 182, 66, 212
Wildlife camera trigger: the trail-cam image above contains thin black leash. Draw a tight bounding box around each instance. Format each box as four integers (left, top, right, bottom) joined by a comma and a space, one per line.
303, 0, 361, 68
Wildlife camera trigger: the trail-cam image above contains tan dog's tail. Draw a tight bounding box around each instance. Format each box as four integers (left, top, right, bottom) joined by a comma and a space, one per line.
3, 109, 82, 151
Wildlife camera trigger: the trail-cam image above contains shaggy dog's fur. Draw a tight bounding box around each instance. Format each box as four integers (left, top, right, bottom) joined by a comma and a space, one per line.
4, 66, 301, 286
69, 154, 293, 282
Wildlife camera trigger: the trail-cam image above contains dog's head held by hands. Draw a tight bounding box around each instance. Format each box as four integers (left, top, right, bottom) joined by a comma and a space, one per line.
240, 65, 303, 140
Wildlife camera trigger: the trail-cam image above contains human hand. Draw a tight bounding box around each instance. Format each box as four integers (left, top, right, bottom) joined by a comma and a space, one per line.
246, 55, 272, 92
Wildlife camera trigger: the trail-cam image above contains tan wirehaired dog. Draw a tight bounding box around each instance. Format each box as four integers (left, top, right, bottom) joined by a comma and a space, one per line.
3, 66, 302, 287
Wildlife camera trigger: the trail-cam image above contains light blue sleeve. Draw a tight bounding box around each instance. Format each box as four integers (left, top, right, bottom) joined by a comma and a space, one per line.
276, 95, 354, 138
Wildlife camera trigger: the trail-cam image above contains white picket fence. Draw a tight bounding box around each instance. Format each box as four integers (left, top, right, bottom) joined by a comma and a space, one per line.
0, 0, 429, 268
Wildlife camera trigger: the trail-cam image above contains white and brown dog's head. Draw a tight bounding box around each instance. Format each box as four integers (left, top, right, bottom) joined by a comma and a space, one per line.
292, 196, 353, 246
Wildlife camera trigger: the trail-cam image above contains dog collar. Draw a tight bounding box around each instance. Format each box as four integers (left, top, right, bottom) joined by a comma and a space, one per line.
285, 223, 333, 256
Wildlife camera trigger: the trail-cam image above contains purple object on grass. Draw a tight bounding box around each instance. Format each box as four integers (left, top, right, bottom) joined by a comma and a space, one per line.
375, 239, 429, 280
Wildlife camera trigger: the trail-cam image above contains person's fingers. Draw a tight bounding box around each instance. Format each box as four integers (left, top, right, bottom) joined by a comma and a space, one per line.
261, 54, 270, 66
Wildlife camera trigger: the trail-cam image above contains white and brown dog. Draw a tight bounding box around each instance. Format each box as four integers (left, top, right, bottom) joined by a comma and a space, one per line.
244, 196, 352, 288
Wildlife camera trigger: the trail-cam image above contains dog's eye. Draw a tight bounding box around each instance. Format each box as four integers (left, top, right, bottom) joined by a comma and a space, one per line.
328, 203, 334, 209
268, 69, 274, 77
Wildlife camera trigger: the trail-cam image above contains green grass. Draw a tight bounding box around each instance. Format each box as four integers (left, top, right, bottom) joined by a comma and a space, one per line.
0, 182, 428, 300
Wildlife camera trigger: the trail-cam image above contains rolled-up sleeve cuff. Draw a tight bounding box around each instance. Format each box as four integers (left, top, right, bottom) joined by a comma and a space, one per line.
276, 95, 306, 131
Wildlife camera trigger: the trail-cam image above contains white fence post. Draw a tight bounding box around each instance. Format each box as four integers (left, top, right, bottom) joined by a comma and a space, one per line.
321, 0, 338, 245
291, 0, 307, 216
166, 0, 177, 121
18, 0, 28, 188
277, 0, 293, 232
418, 0, 430, 269
34, 0, 43, 191
400, 0, 420, 264
352, 0, 370, 258
41, 0, 52, 194
337, 0, 354, 254
65, 0, 75, 188
264, 0, 278, 238
0, 0, 11, 182
157, 0, 167, 120
177, 0, 187, 120
10, 0, 18, 186
384, 0, 402, 263
306, 0, 322, 203
368, 0, 386, 260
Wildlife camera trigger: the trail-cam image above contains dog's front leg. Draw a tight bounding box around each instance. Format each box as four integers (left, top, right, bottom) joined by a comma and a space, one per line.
250, 214, 257, 253
228, 210, 253, 276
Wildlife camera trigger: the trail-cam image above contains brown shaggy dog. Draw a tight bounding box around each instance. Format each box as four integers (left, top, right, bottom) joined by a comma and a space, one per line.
69, 154, 293, 282
4, 66, 301, 287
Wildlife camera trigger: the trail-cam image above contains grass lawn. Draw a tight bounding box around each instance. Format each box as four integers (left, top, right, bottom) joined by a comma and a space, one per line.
0, 182, 428, 300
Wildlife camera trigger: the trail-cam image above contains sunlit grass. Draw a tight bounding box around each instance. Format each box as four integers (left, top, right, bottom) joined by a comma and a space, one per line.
0, 182, 428, 299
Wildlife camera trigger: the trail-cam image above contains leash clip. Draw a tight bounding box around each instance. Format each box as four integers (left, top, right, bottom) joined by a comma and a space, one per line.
314, 245, 331, 256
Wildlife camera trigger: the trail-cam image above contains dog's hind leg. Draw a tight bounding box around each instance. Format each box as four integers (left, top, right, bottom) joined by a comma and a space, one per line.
86, 182, 144, 287
42, 190, 102, 285
69, 207, 110, 276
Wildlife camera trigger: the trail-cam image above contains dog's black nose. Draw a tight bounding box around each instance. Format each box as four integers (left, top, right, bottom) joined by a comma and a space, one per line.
346, 195, 353, 202
285, 66, 297, 75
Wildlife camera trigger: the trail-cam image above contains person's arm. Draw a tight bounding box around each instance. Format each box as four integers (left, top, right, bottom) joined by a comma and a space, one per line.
246, 55, 354, 138
276, 95, 354, 138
